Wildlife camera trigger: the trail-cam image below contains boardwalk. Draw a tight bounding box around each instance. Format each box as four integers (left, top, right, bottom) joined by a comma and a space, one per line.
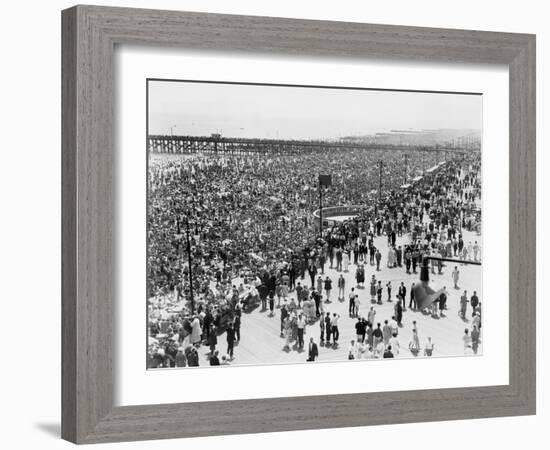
193, 230, 483, 367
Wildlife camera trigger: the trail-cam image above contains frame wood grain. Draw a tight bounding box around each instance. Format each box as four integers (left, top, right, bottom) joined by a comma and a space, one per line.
62, 5, 536, 444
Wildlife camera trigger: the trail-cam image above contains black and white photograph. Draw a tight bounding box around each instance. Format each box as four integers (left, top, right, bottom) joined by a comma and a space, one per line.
146, 79, 483, 369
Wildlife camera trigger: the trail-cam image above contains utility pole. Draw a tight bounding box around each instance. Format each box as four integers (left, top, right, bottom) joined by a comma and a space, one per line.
319, 179, 323, 238
404, 154, 408, 184
184, 216, 195, 313
378, 160, 383, 201
318, 174, 332, 238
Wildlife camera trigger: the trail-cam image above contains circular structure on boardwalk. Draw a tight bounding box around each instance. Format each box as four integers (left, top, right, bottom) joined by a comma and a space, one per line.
312, 205, 363, 228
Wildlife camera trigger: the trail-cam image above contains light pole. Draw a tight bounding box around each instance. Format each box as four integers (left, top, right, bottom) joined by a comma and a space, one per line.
318, 174, 332, 238
184, 215, 195, 314
319, 179, 323, 238
378, 160, 383, 201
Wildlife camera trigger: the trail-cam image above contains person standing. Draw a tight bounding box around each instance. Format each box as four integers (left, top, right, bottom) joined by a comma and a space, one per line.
424, 337, 434, 357
338, 274, 346, 301
348, 287, 356, 316
366, 323, 374, 349
324, 276, 332, 303
373, 323, 383, 351
355, 294, 361, 317
355, 317, 365, 343
259, 283, 268, 311
470, 291, 479, 316
316, 275, 323, 295
268, 290, 275, 316
390, 316, 399, 336
288, 262, 296, 291
296, 314, 306, 349
226, 323, 235, 359
376, 281, 383, 305
458, 235, 464, 257
208, 325, 217, 354
396, 245, 403, 267
382, 320, 392, 346
307, 337, 319, 361
324, 312, 332, 344
343, 250, 350, 272
452, 266, 460, 289
336, 248, 343, 272
471, 325, 481, 355
190, 316, 202, 346
375, 248, 382, 271
439, 288, 447, 312
473, 241, 481, 261
395, 300, 403, 326
319, 253, 326, 275
460, 290, 469, 319
233, 315, 241, 343
411, 248, 418, 274
409, 282, 416, 309
282, 317, 292, 350
295, 282, 303, 307
308, 263, 317, 289
398, 282, 407, 310
312, 289, 321, 317
370, 275, 377, 303
331, 313, 340, 345
319, 315, 325, 344
408, 329, 420, 356
280, 304, 288, 336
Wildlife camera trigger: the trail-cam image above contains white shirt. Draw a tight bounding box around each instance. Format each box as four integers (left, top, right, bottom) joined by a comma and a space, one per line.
389, 337, 400, 354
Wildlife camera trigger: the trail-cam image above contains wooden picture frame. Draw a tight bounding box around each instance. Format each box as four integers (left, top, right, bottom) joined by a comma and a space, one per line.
61, 5, 536, 444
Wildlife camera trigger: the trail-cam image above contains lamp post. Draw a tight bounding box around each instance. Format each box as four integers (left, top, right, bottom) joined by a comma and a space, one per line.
319, 178, 323, 238
184, 215, 195, 314
378, 160, 383, 201
318, 174, 332, 238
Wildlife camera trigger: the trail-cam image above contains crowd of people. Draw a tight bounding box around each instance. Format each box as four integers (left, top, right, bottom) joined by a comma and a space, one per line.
147, 145, 482, 368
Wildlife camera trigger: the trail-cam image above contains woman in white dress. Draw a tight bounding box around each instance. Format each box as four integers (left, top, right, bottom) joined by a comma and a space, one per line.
387, 247, 394, 268
190, 316, 202, 345
342, 250, 350, 272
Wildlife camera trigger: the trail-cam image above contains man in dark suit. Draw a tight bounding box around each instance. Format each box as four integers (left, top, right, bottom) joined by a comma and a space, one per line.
307, 338, 319, 362
226, 324, 235, 359
398, 282, 407, 310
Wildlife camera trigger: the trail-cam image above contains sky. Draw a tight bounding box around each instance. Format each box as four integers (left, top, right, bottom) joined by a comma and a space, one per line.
148, 80, 482, 140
